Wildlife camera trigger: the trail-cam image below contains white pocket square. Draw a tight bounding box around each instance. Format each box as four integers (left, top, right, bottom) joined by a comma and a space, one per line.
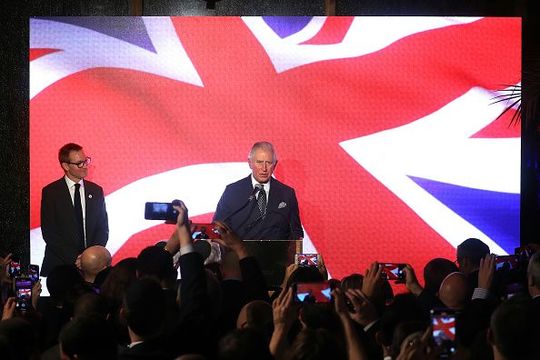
278, 202, 287, 209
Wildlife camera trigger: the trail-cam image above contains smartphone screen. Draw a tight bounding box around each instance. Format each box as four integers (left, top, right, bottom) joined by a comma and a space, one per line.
28, 264, 40, 283
381, 263, 406, 282
431, 310, 456, 358
7, 258, 21, 278
494, 255, 519, 271
192, 223, 220, 239
144, 202, 178, 221
15, 277, 33, 312
295, 281, 332, 303
295, 253, 319, 267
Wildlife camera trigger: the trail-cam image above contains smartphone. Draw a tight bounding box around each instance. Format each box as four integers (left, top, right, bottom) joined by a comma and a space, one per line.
494, 255, 519, 271
144, 202, 178, 222
431, 308, 457, 358
14, 277, 33, 312
295, 281, 332, 303
380, 263, 406, 282
294, 253, 320, 267
192, 223, 221, 239
28, 264, 40, 283
7, 257, 21, 278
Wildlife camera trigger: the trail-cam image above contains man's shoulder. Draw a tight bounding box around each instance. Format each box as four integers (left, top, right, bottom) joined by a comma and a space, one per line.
225, 175, 251, 190
270, 177, 295, 193
83, 179, 104, 190
42, 178, 66, 192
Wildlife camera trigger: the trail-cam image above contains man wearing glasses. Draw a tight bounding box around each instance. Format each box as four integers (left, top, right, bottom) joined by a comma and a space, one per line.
213, 141, 303, 240
40, 143, 109, 276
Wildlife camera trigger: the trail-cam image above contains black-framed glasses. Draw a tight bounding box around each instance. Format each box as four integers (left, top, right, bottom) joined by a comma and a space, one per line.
67, 157, 91, 168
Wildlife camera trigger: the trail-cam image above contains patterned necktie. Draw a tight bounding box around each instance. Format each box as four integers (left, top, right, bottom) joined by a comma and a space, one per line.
74, 183, 85, 249
257, 184, 267, 218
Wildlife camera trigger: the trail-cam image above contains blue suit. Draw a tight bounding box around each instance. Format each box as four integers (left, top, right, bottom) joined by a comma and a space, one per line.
213, 175, 303, 240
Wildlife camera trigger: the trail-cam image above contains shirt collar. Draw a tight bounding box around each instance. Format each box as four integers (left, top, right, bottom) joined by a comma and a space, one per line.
251, 175, 271, 192
64, 175, 83, 189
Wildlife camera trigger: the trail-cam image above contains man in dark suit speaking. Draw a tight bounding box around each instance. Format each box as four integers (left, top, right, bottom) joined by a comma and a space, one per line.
213, 141, 303, 240
40, 143, 109, 276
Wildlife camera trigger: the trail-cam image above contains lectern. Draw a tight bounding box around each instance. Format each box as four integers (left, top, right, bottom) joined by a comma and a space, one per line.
242, 240, 302, 289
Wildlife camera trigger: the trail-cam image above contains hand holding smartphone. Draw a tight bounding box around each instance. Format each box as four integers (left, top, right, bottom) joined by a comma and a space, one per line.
14, 277, 33, 312
380, 263, 406, 283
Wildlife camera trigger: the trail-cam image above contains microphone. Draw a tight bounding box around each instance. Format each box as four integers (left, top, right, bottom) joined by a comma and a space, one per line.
248, 184, 262, 202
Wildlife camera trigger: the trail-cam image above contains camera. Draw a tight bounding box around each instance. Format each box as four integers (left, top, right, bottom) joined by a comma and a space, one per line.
144, 202, 179, 222
380, 263, 406, 283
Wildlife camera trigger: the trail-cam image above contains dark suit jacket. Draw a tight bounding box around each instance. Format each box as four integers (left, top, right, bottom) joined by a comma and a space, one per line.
40, 177, 108, 276
213, 176, 303, 240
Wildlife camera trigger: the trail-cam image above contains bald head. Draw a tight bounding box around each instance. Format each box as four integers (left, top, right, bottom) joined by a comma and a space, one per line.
80, 246, 111, 283
438, 272, 468, 310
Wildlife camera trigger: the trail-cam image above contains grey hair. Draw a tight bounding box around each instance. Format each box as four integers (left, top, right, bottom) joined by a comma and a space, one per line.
248, 141, 277, 163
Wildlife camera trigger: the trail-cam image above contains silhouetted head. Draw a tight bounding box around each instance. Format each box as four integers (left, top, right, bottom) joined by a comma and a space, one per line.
456, 238, 489, 274
423, 258, 459, 294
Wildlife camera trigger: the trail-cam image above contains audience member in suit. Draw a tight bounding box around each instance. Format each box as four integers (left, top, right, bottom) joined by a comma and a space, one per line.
118, 279, 169, 360
456, 237, 490, 297
213, 141, 303, 240
100, 257, 138, 346
40, 143, 109, 276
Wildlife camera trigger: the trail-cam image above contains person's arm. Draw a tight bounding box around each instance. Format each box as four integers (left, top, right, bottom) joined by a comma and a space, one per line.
213, 221, 269, 301
404, 264, 423, 296
334, 288, 368, 360
2, 297, 16, 321
93, 185, 109, 246
361, 262, 383, 301
345, 289, 379, 328
269, 287, 296, 360
473, 254, 495, 300
40, 186, 72, 264
173, 201, 206, 322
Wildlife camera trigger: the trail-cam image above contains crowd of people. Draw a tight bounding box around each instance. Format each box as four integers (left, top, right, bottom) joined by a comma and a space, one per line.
1, 201, 540, 359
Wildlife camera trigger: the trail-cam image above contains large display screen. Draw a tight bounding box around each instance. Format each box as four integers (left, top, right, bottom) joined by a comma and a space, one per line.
30, 16, 521, 280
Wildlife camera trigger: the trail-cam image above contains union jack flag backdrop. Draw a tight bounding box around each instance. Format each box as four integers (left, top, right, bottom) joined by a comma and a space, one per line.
29, 16, 521, 281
